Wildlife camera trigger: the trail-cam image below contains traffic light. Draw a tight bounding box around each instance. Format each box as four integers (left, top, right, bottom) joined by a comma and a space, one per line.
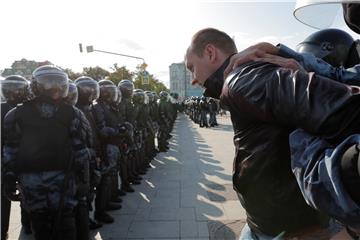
79, 43, 83, 53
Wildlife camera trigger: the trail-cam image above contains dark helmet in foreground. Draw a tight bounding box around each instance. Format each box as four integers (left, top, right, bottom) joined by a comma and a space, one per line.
99, 79, 118, 103
118, 79, 134, 99
63, 81, 78, 106
132, 89, 145, 104
297, 28, 354, 67
31, 65, 69, 101
1, 75, 29, 103
75, 76, 99, 105
159, 91, 168, 101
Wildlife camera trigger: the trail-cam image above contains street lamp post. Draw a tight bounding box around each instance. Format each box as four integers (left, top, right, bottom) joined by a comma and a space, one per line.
79, 43, 149, 85
83, 45, 145, 62
184, 64, 187, 98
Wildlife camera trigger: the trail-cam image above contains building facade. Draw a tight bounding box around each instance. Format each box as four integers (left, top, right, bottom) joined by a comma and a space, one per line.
169, 62, 202, 100
1, 59, 52, 80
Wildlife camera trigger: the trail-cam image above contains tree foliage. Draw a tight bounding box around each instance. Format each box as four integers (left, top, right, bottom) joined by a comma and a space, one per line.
108, 64, 134, 86
82, 66, 110, 81
132, 64, 167, 93
7, 61, 169, 93
63, 68, 82, 81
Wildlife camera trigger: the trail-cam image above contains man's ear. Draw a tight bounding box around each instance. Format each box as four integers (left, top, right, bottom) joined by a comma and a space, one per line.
204, 44, 217, 63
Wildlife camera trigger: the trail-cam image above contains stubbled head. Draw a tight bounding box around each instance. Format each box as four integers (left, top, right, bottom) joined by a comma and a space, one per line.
185, 28, 237, 87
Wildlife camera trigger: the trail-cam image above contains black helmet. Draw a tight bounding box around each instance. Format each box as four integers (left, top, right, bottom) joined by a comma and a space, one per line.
343, 3, 360, 34
170, 92, 179, 100
132, 89, 145, 104
31, 65, 69, 101
115, 90, 122, 105
64, 82, 78, 106
75, 76, 99, 105
145, 91, 154, 103
118, 79, 134, 99
1, 75, 29, 103
99, 79, 118, 103
159, 91, 168, 101
297, 28, 354, 67
152, 92, 158, 101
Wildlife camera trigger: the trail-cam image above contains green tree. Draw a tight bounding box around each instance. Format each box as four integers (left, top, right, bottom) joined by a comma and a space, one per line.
108, 64, 134, 85
82, 66, 110, 81
133, 64, 168, 93
63, 68, 82, 81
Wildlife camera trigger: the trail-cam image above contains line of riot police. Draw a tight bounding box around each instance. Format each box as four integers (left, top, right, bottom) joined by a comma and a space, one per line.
1, 65, 178, 240
183, 96, 219, 128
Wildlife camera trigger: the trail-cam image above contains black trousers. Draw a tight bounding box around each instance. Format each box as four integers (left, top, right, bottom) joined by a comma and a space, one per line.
1, 190, 11, 240
30, 210, 76, 240
75, 198, 90, 240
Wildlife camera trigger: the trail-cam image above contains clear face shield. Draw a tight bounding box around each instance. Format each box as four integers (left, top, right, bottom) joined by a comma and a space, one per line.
294, 0, 360, 29
33, 74, 69, 100
100, 85, 118, 103
0, 80, 29, 102
77, 80, 100, 103
64, 83, 78, 106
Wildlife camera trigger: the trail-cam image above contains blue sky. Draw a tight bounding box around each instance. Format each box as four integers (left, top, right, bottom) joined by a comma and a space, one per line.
0, 0, 357, 86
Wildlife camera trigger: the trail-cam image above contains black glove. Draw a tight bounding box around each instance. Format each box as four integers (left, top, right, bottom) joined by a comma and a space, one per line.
4, 172, 20, 201
341, 143, 360, 205
117, 125, 127, 136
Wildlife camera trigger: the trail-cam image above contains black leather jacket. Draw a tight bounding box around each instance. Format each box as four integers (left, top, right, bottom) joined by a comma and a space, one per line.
205, 60, 360, 236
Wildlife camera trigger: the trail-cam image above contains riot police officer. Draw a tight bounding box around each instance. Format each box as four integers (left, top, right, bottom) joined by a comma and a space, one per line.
2, 65, 91, 240
199, 96, 209, 128
133, 89, 152, 168
157, 91, 171, 152
118, 81, 147, 182
1, 75, 30, 239
208, 98, 218, 127
75, 76, 104, 231
92, 80, 123, 223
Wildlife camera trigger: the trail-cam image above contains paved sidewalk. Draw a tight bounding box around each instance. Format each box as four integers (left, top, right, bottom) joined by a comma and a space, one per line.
7, 113, 246, 240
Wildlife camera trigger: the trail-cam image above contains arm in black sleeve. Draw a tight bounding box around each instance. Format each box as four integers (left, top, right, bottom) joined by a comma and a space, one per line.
92, 104, 119, 139
225, 62, 360, 142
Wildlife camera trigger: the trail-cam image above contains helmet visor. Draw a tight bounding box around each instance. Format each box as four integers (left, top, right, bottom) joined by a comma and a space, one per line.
0, 80, 28, 101
77, 81, 100, 103
64, 84, 78, 106
293, 0, 356, 29
35, 74, 69, 99
100, 85, 118, 103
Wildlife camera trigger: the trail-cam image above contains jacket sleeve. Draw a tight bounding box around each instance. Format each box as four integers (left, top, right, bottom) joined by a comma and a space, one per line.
71, 108, 91, 169
92, 104, 119, 139
290, 130, 360, 230
277, 43, 360, 86
2, 108, 21, 172
224, 62, 360, 142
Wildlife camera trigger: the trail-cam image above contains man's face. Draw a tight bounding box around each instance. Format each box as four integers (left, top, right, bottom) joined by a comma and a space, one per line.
185, 48, 216, 87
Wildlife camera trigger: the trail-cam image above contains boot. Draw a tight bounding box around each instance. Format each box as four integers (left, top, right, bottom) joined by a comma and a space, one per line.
111, 196, 123, 203
89, 218, 103, 230
117, 189, 126, 196
130, 180, 141, 185
105, 202, 122, 211
94, 212, 114, 224
121, 185, 135, 193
